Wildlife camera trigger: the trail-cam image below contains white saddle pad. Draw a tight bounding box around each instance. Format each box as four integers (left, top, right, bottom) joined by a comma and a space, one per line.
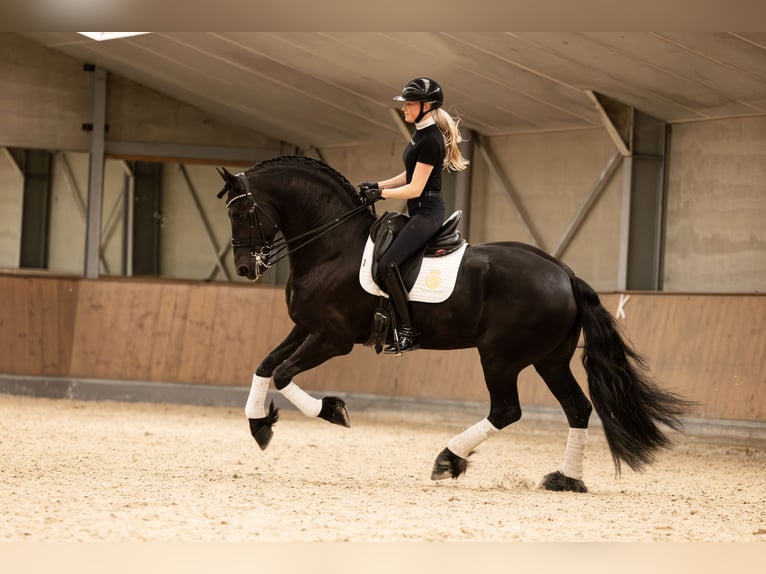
358, 238, 468, 303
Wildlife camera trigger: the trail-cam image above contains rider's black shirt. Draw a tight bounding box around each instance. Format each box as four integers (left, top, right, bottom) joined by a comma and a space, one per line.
402, 123, 446, 216
378, 122, 446, 276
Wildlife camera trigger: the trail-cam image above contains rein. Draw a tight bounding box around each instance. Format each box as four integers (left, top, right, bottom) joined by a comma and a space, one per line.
227, 172, 369, 276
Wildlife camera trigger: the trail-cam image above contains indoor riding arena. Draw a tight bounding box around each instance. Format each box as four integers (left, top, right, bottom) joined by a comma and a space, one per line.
1, 32, 765, 548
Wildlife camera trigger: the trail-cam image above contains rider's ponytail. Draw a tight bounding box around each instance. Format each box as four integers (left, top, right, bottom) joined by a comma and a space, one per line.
433, 108, 470, 173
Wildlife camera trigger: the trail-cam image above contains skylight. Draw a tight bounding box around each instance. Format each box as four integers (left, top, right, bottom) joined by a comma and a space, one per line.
77, 33, 151, 42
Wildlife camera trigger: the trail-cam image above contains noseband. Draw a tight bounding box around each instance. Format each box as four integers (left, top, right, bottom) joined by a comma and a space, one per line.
225, 172, 369, 279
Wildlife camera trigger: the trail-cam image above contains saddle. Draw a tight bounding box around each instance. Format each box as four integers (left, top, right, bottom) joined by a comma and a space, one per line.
369, 210, 465, 291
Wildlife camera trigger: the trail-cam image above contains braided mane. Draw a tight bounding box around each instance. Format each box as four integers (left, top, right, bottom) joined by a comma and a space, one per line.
247, 155, 363, 206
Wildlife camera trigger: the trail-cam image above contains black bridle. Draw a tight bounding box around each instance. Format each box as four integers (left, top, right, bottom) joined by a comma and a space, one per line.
225, 172, 370, 279
224, 173, 279, 276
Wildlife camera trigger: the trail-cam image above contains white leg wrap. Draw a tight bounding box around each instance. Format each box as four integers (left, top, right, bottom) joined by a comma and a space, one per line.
278, 381, 322, 418
446, 418, 499, 459
244, 374, 271, 419
559, 428, 588, 479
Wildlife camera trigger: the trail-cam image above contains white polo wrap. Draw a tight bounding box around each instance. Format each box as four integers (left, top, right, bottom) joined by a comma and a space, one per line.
446, 418, 499, 459
559, 428, 588, 479
245, 374, 271, 418
278, 381, 323, 418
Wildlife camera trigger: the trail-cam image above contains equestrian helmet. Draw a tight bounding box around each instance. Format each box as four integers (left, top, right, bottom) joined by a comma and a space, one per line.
393, 77, 444, 108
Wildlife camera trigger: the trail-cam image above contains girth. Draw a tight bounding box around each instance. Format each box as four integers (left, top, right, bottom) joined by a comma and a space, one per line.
369, 210, 465, 291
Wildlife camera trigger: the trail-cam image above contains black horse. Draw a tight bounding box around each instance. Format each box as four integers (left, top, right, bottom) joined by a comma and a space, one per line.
216, 155, 691, 492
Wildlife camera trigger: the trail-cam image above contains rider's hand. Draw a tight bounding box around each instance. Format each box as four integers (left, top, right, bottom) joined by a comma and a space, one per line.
358, 181, 379, 191
358, 182, 383, 204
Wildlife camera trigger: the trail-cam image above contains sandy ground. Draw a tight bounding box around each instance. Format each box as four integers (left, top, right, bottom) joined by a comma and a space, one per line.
1, 394, 765, 543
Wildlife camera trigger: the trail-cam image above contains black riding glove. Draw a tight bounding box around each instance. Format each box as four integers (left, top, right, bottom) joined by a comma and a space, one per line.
358, 181, 379, 191
358, 182, 383, 204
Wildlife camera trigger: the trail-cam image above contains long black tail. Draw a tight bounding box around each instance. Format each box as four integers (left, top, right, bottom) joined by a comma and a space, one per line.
570, 276, 694, 475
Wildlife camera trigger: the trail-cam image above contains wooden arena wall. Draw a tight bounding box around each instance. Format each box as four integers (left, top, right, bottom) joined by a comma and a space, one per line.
0, 274, 763, 422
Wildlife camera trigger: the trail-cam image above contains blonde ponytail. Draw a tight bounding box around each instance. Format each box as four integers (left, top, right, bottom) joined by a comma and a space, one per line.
434, 108, 470, 172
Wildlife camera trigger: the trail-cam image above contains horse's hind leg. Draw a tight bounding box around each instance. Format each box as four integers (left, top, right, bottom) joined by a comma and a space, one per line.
534, 357, 593, 493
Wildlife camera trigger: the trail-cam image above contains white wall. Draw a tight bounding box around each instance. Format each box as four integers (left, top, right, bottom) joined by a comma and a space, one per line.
320, 143, 410, 214
160, 163, 246, 282
0, 152, 23, 269
0, 34, 90, 152
470, 129, 624, 291
46, 153, 129, 275
665, 116, 766, 292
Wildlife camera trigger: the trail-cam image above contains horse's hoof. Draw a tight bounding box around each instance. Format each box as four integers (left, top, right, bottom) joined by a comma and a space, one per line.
249, 419, 274, 450
318, 396, 351, 428
431, 447, 469, 480
540, 470, 588, 493
249, 400, 280, 450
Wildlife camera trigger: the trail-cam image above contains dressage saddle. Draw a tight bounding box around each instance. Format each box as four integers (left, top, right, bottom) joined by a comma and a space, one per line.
369, 210, 465, 292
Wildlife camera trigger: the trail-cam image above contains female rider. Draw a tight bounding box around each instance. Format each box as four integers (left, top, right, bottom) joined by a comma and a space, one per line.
359, 77, 469, 354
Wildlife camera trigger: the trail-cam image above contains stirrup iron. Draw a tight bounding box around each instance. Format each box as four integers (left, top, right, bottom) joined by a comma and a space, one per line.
384, 325, 420, 356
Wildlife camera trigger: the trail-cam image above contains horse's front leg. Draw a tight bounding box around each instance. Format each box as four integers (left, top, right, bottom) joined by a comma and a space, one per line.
271, 331, 354, 429
246, 324, 308, 450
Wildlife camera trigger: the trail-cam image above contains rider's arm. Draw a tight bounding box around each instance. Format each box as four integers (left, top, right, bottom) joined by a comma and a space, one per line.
381, 162, 434, 200
378, 171, 407, 190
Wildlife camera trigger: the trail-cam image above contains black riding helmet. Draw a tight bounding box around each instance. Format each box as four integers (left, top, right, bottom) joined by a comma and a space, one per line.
393, 77, 444, 123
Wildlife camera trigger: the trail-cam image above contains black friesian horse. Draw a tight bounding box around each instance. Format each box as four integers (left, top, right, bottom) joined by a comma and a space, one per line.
217, 155, 691, 492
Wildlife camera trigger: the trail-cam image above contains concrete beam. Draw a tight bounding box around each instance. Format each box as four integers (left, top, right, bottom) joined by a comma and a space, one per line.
105, 141, 277, 165
84, 66, 107, 279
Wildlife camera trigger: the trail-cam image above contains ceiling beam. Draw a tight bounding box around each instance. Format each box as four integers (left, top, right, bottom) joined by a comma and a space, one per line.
585, 90, 633, 157
105, 141, 277, 166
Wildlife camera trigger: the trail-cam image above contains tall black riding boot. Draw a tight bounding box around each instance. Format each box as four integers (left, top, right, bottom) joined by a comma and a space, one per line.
383, 263, 420, 355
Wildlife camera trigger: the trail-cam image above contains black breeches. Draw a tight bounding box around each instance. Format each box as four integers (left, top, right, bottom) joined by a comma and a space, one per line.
378, 213, 443, 280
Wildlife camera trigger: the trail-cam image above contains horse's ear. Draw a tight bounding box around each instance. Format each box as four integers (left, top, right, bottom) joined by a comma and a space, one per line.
217, 166, 236, 183
216, 167, 234, 199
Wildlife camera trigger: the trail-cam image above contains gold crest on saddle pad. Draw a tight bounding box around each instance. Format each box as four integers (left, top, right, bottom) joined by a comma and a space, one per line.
425, 269, 442, 290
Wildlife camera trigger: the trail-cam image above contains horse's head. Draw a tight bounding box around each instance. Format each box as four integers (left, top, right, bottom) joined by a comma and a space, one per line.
216, 166, 281, 281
